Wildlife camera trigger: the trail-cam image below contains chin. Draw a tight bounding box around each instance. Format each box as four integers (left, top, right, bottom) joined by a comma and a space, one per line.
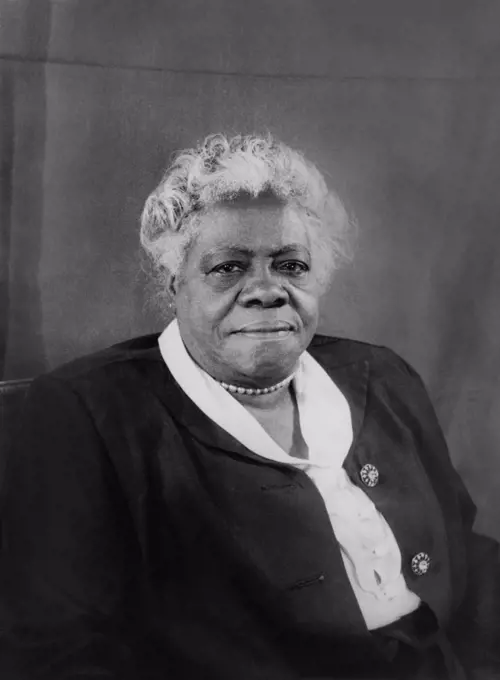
237, 348, 301, 383
223, 331, 305, 378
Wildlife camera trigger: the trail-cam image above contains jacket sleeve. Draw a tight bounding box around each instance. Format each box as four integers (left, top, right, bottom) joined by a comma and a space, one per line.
0, 375, 142, 679
398, 357, 500, 674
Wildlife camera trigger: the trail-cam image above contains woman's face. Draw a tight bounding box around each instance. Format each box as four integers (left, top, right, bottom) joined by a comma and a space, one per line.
173, 196, 324, 386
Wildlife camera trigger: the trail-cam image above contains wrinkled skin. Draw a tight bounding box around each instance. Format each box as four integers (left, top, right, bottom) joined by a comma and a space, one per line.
173, 196, 325, 387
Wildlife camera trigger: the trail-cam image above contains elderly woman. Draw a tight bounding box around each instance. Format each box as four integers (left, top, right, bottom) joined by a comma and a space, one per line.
0, 134, 499, 680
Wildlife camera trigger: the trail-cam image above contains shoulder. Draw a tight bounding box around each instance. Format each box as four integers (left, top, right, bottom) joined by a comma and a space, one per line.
28, 333, 167, 413
42, 333, 163, 383
309, 333, 420, 382
47, 333, 164, 382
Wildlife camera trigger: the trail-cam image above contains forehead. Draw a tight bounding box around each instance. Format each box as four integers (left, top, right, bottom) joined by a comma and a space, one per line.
193, 197, 310, 253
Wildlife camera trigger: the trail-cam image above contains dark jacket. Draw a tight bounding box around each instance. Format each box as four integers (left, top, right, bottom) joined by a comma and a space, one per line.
0, 334, 498, 679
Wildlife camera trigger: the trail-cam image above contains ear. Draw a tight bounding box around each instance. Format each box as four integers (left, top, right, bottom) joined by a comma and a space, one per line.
168, 275, 177, 298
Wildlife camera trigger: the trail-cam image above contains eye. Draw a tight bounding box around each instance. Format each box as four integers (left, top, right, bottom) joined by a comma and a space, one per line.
211, 262, 245, 275
277, 261, 309, 275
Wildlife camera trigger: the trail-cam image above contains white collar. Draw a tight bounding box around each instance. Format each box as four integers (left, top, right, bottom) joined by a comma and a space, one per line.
158, 319, 353, 470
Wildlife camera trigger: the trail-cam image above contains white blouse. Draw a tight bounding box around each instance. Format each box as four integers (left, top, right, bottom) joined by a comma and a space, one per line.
158, 320, 421, 630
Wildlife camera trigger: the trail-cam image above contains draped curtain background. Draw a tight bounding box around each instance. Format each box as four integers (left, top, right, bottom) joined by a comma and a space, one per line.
1, 0, 499, 539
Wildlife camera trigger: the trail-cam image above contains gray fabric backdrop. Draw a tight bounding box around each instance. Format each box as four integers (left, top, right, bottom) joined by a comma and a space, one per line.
1, 0, 499, 540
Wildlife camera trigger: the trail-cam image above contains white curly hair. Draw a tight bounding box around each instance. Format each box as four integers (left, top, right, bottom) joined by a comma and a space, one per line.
140, 133, 352, 294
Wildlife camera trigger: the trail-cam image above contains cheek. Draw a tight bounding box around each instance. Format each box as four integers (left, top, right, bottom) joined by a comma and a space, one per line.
295, 289, 320, 322
183, 285, 235, 330
303, 307, 319, 332
297, 302, 320, 340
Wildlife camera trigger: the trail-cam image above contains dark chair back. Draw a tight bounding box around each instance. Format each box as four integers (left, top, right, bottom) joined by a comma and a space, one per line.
0, 379, 32, 528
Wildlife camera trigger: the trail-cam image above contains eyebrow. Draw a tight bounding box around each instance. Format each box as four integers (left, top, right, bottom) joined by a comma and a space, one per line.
202, 243, 310, 260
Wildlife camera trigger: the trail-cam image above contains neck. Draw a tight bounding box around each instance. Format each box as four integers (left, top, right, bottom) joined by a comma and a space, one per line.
218, 371, 295, 406
226, 382, 294, 410
218, 372, 293, 395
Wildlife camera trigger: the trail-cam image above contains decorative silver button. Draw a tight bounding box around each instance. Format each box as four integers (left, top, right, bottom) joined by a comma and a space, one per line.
360, 463, 379, 487
411, 552, 431, 576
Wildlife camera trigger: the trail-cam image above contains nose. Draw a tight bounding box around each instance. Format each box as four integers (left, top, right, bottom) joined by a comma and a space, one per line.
238, 267, 289, 308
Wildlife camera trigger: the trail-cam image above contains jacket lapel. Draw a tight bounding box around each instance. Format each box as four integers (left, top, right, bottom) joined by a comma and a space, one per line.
308, 337, 369, 451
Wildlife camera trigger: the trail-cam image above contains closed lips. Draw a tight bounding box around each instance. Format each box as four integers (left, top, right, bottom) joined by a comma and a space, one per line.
236, 323, 294, 332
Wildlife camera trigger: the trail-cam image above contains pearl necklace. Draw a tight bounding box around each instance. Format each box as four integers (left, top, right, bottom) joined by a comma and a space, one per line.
218, 373, 294, 396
